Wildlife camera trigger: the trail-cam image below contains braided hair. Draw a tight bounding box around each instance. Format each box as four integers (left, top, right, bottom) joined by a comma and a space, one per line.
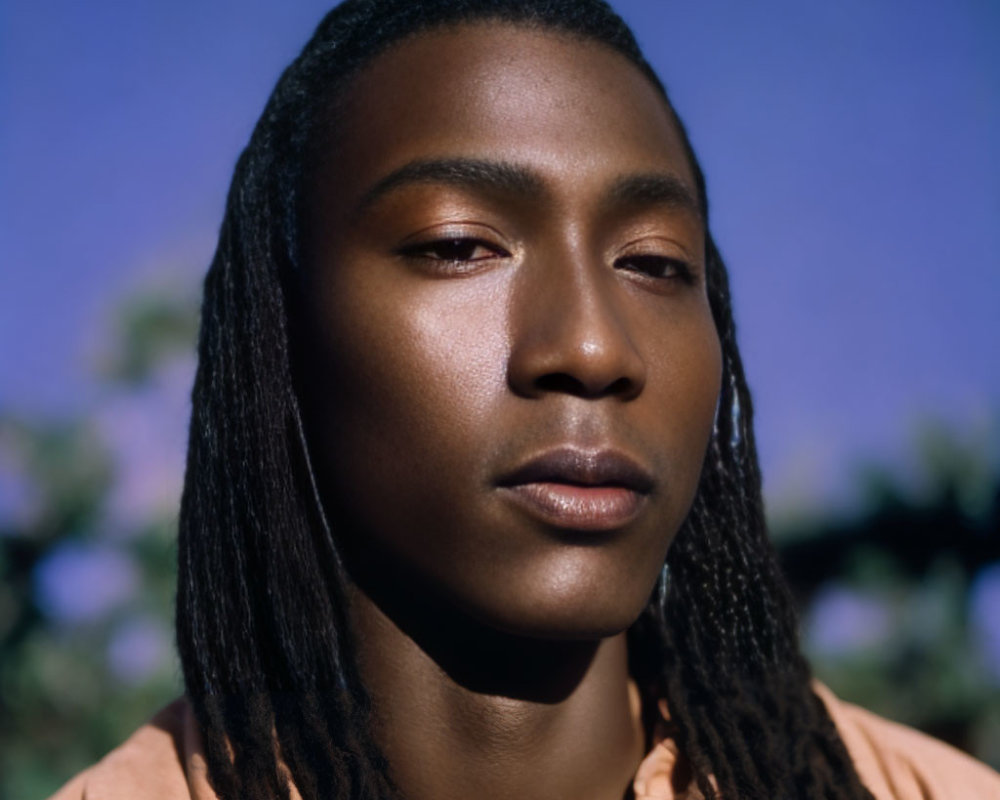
176, 1, 875, 797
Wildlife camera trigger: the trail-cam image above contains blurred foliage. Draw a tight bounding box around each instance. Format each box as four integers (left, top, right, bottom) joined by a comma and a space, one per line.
775, 419, 1000, 766
99, 284, 200, 385
1, 277, 997, 797
0, 283, 196, 799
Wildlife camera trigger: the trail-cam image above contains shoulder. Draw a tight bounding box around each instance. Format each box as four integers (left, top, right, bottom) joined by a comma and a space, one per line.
813, 682, 1000, 800
47, 699, 215, 800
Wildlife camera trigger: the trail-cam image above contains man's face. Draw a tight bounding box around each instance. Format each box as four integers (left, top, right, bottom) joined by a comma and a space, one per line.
299, 23, 721, 640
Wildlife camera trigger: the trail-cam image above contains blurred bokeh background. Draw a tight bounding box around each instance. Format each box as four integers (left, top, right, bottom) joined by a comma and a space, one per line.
1, 0, 997, 796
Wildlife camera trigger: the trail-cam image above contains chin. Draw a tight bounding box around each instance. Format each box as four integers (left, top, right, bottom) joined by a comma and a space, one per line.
464, 575, 654, 642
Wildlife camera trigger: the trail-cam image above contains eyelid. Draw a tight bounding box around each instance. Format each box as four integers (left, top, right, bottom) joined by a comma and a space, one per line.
613, 235, 695, 261
397, 221, 510, 250
394, 222, 514, 272
611, 237, 701, 284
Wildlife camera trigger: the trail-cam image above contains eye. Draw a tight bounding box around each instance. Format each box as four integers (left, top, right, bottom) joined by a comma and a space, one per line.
398, 237, 510, 264
614, 254, 695, 283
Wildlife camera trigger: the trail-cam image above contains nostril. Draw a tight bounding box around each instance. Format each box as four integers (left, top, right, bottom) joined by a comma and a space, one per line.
535, 373, 587, 396
533, 372, 635, 399
602, 376, 635, 398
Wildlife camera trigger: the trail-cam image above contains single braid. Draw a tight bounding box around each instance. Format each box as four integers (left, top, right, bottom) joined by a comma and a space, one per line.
629, 237, 873, 798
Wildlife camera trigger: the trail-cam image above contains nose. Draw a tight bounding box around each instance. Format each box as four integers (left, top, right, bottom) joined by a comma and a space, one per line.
506, 248, 646, 401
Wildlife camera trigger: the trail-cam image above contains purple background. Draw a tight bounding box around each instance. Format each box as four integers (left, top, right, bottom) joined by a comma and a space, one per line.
2, 0, 998, 514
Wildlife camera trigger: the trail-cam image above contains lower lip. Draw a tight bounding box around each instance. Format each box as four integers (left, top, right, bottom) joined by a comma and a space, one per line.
500, 482, 646, 531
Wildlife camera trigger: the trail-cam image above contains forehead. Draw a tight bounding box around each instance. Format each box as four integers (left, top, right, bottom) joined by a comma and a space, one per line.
318, 23, 697, 210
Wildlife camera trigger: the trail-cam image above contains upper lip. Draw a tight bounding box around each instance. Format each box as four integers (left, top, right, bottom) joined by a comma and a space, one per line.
496, 447, 655, 493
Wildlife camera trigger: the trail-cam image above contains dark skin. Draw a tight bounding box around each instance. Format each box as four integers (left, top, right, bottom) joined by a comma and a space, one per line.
299, 23, 721, 800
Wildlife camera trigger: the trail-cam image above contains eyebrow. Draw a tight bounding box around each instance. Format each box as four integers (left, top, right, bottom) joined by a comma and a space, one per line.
604, 173, 702, 220
353, 158, 545, 217
352, 156, 702, 221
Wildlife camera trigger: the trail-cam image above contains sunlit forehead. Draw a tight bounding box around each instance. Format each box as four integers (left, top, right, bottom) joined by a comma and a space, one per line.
325, 23, 697, 223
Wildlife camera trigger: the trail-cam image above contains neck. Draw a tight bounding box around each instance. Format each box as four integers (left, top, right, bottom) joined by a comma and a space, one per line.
348, 585, 646, 800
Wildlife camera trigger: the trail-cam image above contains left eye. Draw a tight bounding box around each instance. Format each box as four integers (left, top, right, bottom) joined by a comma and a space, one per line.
400, 238, 508, 263
614, 254, 693, 281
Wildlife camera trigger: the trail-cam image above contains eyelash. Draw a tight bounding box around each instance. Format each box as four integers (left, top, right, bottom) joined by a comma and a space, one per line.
397, 237, 510, 268
397, 236, 696, 285
613, 254, 696, 284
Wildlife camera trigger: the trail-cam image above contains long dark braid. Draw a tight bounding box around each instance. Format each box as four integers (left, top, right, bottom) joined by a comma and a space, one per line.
630, 233, 871, 799
177, 1, 875, 798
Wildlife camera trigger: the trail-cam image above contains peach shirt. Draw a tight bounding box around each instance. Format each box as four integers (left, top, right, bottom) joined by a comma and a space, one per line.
51, 684, 1000, 799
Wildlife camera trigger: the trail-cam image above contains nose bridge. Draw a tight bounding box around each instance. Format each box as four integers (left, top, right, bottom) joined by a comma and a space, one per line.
507, 238, 646, 399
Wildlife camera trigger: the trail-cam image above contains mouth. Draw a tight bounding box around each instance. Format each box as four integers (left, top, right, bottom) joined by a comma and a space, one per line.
496, 447, 654, 532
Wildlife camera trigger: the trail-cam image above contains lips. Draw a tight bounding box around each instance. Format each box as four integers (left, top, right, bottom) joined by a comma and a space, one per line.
496, 448, 654, 531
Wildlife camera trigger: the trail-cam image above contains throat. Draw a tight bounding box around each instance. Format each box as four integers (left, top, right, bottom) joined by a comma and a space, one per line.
349, 586, 647, 800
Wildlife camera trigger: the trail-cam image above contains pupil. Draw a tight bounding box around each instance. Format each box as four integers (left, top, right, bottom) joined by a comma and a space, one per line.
629, 256, 666, 275
440, 239, 476, 260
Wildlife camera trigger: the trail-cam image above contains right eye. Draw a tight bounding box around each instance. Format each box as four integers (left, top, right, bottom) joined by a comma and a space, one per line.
614, 253, 694, 283
398, 237, 510, 265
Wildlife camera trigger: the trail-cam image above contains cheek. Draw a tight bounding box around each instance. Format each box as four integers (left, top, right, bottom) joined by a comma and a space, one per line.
308, 268, 512, 527
647, 310, 722, 507
674, 315, 722, 441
